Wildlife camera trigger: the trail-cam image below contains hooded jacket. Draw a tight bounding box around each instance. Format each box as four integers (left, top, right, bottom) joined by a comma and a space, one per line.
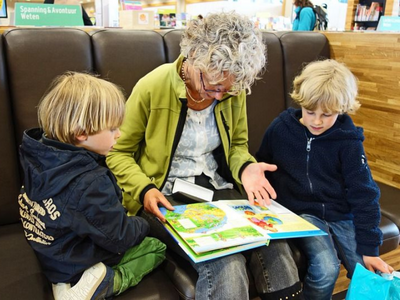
19, 128, 149, 283
256, 108, 382, 256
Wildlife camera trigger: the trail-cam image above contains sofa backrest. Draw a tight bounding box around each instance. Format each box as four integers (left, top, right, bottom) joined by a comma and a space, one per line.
161, 29, 183, 63
246, 32, 286, 155
3, 28, 93, 146
91, 29, 167, 97
274, 31, 331, 108
0, 34, 20, 226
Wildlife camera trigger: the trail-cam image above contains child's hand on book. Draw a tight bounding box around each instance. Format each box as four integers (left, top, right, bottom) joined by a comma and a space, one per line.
143, 188, 175, 222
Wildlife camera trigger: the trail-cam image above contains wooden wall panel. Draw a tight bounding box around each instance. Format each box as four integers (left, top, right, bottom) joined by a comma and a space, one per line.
323, 32, 400, 189
385, 0, 395, 15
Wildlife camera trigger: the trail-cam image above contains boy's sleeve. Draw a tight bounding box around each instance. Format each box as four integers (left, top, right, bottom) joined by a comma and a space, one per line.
340, 140, 382, 256
72, 175, 150, 254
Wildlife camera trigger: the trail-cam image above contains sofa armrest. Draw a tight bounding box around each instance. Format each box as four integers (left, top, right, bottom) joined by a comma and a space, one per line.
377, 182, 400, 232
163, 251, 197, 300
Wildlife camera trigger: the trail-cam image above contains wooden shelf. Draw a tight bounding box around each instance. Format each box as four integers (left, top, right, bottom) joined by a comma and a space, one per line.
354, 20, 380, 24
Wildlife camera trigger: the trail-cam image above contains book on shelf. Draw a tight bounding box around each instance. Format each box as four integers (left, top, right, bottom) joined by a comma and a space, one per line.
355, 2, 381, 22
366, 2, 380, 21
160, 199, 327, 263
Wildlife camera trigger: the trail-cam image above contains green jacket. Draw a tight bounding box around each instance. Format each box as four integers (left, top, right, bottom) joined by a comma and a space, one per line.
107, 55, 256, 216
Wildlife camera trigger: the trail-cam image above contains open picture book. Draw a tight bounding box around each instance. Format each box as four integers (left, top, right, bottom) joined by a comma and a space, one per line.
160, 199, 327, 263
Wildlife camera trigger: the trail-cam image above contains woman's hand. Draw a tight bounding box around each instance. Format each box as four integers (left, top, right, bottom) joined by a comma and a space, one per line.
241, 162, 277, 206
143, 188, 175, 222
363, 255, 394, 274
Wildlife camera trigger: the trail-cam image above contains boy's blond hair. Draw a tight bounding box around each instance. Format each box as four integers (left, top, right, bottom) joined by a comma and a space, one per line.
38, 72, 125, 145
290, 59, 360, 114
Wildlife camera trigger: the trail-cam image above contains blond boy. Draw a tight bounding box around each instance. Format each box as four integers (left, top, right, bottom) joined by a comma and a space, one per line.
18, 72, 166, 300
256, 59, 393, 300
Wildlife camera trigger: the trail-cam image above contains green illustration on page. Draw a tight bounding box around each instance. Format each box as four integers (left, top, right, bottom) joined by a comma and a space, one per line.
166, 203, 227, 234
161, 203, 269, 254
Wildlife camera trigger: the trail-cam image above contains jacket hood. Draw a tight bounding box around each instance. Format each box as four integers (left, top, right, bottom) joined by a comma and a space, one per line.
282, 107, 364, 141
20, 128, 104, 201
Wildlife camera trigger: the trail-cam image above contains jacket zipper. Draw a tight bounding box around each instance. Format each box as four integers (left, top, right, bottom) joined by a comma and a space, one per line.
305, 135, 326, 219
306, 137, 314, 194
302, 123, 344, 219
219, 111, 231, 148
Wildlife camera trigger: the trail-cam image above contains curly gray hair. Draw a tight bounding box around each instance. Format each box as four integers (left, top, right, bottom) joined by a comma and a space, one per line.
180, 11, 266, 95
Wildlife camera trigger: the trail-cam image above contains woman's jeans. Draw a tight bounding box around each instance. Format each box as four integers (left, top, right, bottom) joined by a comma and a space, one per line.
141, 209, 301, 300
298, 214, 364, 300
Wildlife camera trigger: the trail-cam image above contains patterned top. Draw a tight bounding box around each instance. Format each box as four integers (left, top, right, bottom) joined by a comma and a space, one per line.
162, 101, 233, 195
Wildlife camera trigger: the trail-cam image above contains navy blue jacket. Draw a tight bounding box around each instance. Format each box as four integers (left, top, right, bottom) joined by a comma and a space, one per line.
19, 128, 149, 283
256, 108, 382, 256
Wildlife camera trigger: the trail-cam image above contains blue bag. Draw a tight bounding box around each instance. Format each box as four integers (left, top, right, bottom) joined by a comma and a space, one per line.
346, 263, 400, 300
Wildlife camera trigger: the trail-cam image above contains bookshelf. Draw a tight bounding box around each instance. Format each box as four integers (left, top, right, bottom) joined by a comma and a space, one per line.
347, 0, 385, 30
345, 0, 396, 30
354, 1, 384, 30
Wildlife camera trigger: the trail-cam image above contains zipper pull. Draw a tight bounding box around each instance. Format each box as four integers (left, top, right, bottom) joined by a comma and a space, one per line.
306, 138, 314, 151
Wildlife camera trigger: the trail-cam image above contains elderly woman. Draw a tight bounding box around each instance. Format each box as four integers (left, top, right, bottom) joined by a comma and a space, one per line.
107, 11, 303, 300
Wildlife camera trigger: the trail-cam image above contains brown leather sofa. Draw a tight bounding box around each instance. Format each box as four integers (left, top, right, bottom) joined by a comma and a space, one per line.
0, 28, 399, 300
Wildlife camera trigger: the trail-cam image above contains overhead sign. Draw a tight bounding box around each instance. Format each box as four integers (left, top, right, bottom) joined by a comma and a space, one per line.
377, 16, 400, 32
15, 3, 84, 26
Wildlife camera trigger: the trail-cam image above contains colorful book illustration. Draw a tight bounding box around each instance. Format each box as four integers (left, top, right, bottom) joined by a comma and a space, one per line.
160, 202, 270, 254
219, 199, 327, 239
163, 223, 268, 263
160, 199, 326, 263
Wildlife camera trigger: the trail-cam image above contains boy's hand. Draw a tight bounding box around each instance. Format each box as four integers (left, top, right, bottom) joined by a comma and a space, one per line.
363, 255, 394, 274
241, 162, 277, 206
143, 188, 174, 222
